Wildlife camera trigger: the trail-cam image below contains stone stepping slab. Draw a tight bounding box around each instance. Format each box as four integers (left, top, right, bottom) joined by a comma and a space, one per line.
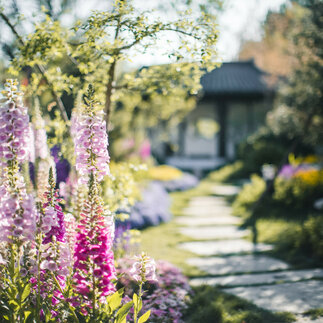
190, 196, 228, 202
179, 226, 249, 240
295, 315, 323, 323
175, 215, 241, 226
189, 197, 228, 207
224, 280, 323, 313
186, 255, 289, 275
189, 268, 323, 287
183, 206, 233, 217
211, 185, 241, 196
178, 239, 272, 256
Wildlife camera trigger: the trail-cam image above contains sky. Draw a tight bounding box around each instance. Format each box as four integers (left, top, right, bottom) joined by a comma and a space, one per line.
122, 0, 288, 66
216, 0, 287, 61
1, 0, 287, 66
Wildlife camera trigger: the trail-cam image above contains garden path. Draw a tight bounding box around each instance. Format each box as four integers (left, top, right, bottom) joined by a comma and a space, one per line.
177, 185, 323, 322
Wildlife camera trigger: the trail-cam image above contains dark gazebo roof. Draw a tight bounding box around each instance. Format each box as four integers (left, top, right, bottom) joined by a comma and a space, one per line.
200, 60, 273, 99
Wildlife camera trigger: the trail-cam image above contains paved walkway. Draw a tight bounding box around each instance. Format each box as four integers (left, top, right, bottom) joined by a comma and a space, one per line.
177, 184, 323, 322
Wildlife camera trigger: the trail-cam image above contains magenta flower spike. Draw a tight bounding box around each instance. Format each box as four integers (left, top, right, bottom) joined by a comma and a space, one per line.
72, 85, 116, 313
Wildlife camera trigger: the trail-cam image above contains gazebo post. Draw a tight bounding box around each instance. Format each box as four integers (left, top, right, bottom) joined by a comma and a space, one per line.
218, 101, 227, 158
178, 119, 187, 156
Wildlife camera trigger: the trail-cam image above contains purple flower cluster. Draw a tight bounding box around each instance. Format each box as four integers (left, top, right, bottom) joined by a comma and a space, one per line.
161, 173, 199, 192
278, 164, 298, 179
117, 259, 191, 323
71, 107, 109, 184
129, 182, 171, 228
278, 164, 315, 179
50, 145, 70, 185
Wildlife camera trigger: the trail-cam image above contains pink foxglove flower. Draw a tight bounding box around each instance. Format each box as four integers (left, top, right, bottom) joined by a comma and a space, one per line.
0, 81, 31, 165
0, 189, 37, 243
0, 80, 37, 245
40, 168, 70, 276
73, 174, 116, 310
72, 86, 116, 312
71, 87, 110, 184
130, 253, 157, 283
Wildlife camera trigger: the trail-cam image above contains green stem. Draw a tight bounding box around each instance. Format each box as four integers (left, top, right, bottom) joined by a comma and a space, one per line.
50, 272, 79, 323
134, 283, 143, 323
36, 236, 42, 323
17, 248, 24, 323
8, 245, 16, 323
92, 263, 96, 319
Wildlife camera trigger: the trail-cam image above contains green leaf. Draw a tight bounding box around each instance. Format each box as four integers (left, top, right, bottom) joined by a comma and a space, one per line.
8, 300, 18, 307
116, 301, 133, 323
138, 310, 151, 323
133, 293, 138, 306
75, 311, 87, 323
107, 288, 124, 313
138, 298, 142, 312
24, 311, 31, 322
21, 284, 31, 303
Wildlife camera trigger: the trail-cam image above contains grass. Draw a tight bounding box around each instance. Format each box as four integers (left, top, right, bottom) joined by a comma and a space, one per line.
141, 181, 219, 277
184, 285, 296, 323
246, 218, 323, 268
140, 221, 206, 277
303, 308, 323, 319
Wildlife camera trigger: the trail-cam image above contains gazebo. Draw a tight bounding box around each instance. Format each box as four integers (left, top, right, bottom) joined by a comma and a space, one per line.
165, 59, 274, 174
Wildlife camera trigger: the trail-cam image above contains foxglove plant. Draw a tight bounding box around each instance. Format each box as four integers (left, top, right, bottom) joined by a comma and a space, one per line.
130, 252, 157, 323
0, 79, 37, 321
0, 79, 37, 244
71, 86, 109, 184
72, 85, 116, 317
31, 98, 56, 200
41, 168, 70, 275
31, 167, 73, 321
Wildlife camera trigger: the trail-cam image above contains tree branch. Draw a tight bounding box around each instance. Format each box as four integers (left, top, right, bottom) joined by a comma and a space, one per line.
104, 10, 123, 131
0, 11, 69, 123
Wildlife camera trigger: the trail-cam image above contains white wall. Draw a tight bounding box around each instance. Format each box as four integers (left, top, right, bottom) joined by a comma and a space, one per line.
183, 103, 218, 157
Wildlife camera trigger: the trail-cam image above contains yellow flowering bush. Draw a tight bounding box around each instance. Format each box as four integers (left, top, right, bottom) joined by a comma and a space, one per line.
293, 168, 323, 186
274, 167, 323, 209
148, 165, 183, 181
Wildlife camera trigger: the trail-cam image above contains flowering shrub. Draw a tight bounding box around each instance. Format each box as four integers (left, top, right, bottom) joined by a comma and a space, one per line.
117, 258, 192, 323
127, 182, 171, 229
148, 165, 182, 181
161, 172, 199, 192
0, 80, 155, 322
275, 164, 323, 209
232, 174, 266, 218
